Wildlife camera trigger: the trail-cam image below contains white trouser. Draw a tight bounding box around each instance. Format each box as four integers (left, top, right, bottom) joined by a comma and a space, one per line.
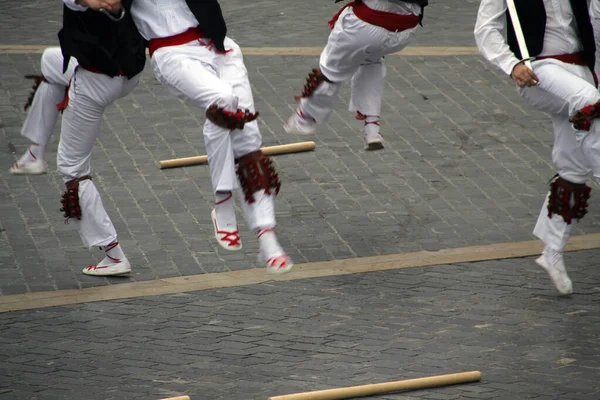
151, 38, 275, 231
21, 47, 77, 147
57, 67, 139, 248
300, 7, 417, 123
519, 59, 600, 251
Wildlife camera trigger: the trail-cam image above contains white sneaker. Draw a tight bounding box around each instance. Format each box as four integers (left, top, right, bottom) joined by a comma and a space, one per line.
9, 159, 47, 175
211, 209, 242, 251
284, 109, 316, 135
83, 257, 131, 276
364, 130, 384, 151
535, 250, 572, 295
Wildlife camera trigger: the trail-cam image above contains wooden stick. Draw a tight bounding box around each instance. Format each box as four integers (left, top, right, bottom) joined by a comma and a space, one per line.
158, 141, 316, 169
268, 371, 481, 400
506, 0, 532, 69
157, 396, 190, 400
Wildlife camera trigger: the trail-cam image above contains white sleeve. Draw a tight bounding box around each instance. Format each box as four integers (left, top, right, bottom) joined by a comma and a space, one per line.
63, 0, 89, 12
474, 0, 521, 76
591, 1, 600, 49
591, 0, 600, 77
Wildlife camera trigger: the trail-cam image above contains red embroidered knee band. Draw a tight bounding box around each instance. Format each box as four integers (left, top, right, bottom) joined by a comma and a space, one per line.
569, 101, 600, 131
547, 176, 591, 224
60, 175, 92, 222
236, 151, 281, 204
205, 105, 259, 130
23, 74, 48, 111
294, 68, 332, 101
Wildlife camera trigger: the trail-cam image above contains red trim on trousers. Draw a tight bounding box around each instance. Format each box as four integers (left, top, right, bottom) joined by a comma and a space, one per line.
328, 0, 420, 32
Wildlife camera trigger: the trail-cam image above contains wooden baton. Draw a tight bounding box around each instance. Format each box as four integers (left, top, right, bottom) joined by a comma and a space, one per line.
506, 0, 532, 69
268, 371, 481, 400
157, 396, 190, 400
158, 141, 316, 169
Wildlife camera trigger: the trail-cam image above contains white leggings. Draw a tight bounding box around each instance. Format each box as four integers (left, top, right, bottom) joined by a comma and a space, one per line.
57, 67, 139, 248
21, 47, 77, 147
519, 59, 600, 251
151, 38, 276, 231
300, 7, 417, 123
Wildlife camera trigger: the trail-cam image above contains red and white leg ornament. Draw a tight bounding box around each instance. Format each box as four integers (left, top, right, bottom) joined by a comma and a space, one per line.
206, 104, 259, 130
60, 175, 91, 223
569, 101, 600, 131
547, 176, 591, 224
294, 68, 332, 101
236, 151, 281, 204
236, 151, 292, 274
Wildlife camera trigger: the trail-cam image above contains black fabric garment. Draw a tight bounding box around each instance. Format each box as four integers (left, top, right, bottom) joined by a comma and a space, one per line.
58, 0, 146, 79
335, 0, 427, 4
506, 0, 595, 70
185, 0, 228, 52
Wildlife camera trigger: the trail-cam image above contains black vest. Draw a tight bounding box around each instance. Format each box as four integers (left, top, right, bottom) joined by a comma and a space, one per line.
185, 0, 228, 53
58, 0, 146, 79
506, 0, 595, 70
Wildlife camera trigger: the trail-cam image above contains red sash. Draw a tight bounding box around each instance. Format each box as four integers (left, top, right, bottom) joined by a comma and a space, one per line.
148, 27, 208, 57
328, 0, 420, 32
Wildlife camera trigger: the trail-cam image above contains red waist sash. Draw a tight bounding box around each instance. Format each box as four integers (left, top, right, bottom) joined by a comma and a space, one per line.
536, 52, 587, 66
328, 0, 420, 32
148, 27, 207, 57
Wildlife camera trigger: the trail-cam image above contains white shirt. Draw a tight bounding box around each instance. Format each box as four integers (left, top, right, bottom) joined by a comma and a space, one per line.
363, 0, 421, 16
130, 0, 200, 40
591, 0, 600, 75
63, 0, 88, 12
474, 0, 583, 76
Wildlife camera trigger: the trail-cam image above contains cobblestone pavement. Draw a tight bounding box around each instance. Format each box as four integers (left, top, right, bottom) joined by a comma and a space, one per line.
1, 252, 599, 400
1, 1, 600, 399
2, 0, 598, 293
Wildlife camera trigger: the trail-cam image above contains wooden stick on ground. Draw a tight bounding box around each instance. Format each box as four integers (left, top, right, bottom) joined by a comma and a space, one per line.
268, 371, 481, 400
157, 396, 190, 400
158, 141, 316, 169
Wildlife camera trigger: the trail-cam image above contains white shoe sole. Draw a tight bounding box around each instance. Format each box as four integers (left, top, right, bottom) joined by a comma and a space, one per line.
535, 255, 572, 295
82, 262, 131, 276
211, 209, 242, 251
9, 165, 47, 175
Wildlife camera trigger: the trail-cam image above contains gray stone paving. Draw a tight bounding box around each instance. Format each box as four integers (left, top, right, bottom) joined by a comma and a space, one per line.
1, 0, 600, 293
1, 252, 599, 399
1, 2, 600, 398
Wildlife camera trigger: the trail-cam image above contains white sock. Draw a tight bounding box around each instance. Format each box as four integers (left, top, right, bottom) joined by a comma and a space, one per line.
257, 227, 284, 258
17, 144, 45, 165
215, 192, 237, 229
364, 116, 380, 135
100, 241, 125, 264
